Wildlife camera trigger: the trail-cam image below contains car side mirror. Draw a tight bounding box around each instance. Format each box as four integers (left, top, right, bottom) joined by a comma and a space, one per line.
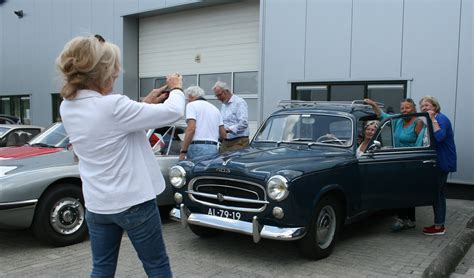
367, 140, 381, 152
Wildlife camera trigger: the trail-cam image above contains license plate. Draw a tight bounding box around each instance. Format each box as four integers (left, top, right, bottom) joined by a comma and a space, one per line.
208, 208, 241, 220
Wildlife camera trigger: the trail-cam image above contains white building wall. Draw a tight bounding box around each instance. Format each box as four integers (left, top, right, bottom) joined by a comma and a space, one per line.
451, 0, 473, 184
401, 0, 461, 121
260, 0, 306, 118
351, 0, 403, 78
305, 0, 352, 80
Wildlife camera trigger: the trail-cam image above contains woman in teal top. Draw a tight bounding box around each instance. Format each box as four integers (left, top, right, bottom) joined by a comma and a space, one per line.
366, 98, 424, 148
364, 98, 425, 232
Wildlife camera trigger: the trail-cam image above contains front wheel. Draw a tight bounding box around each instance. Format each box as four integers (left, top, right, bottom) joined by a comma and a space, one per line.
298, 196, 342, 260
32, 184, 88, 247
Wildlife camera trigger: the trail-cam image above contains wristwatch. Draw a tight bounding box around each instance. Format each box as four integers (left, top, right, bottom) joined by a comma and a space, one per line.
180, 150, 187, 154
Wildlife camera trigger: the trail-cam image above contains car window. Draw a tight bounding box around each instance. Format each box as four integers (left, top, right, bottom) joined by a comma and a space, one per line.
0, 127, 9, 137
254, 113, 353, 147
29, 123, 69, 148
151, 126, 183, 156
373, 114, 430, 151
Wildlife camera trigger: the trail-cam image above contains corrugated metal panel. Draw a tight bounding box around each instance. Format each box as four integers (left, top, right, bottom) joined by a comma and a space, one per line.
139, 0, 259, 77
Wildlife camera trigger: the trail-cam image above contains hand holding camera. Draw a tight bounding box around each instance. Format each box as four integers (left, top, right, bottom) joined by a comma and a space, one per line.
143, 85, 168, 104
166, 73, 183, 90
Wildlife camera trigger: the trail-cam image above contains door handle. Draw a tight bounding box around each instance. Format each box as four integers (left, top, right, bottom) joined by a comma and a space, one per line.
422, 159, 436, 164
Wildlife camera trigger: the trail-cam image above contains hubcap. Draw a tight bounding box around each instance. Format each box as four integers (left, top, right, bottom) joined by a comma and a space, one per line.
316, 205, 336, 249
50, 197, 85, 235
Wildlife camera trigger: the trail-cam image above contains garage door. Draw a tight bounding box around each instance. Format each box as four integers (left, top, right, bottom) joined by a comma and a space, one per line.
139, 0, 259, 131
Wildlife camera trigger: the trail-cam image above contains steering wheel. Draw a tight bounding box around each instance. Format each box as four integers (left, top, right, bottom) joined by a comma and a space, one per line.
315, 134, 345, 145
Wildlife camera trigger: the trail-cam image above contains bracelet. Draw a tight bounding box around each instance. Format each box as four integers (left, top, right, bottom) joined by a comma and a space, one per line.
169, 87, 183, 92
180, 150, 187, 154
433, 120, 438, 123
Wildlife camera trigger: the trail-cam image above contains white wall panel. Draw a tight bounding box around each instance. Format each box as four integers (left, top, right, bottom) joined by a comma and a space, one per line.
351, 0, 403, 78
260, 0, 306, 118
451, 0, 473, 184
139, 0, 259, 77
305, 0, 352, 79
402, 0, 461, 120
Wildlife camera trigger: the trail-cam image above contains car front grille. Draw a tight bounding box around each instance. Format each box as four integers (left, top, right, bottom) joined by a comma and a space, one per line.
186, 176, 269, 212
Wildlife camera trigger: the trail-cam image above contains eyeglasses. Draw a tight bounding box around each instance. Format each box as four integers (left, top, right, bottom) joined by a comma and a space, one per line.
94, 34, 105, 43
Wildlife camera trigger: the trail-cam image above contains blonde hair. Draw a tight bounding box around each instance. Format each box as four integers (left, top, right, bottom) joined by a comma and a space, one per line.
419, 95, 441, 113
56, 36, 121, 100
364, 120, 379, 130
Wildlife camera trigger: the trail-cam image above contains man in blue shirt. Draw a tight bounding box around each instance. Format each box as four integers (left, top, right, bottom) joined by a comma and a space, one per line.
213, 81, 249, 152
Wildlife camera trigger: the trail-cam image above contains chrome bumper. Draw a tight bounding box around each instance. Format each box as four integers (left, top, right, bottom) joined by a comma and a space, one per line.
170, 204, 306, 243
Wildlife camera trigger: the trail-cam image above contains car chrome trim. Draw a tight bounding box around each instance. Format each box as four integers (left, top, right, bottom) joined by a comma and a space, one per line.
186, 190, 269, 205
0, 199, 37, 210
170, 207, 306, 242
188, 177, 268, 212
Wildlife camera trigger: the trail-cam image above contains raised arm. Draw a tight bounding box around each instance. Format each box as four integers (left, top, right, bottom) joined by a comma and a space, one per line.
364, 98, 382, 118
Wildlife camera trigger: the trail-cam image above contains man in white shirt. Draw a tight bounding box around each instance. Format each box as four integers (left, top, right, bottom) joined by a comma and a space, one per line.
179, 86, 226, 160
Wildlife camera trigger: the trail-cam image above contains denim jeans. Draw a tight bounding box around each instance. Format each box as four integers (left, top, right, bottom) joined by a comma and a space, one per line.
85, 200, 172, 278
433, 170, 449, 225
188, 143, 218, 159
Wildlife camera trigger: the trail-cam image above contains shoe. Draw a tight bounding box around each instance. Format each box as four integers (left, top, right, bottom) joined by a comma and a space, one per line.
391, 218, 416, 232
391, 218, 405, 232
423, 225, 445, 235
404, 219, 416, 229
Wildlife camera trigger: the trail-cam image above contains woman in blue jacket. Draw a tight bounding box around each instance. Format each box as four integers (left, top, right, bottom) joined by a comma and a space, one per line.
419, 96, 457, 236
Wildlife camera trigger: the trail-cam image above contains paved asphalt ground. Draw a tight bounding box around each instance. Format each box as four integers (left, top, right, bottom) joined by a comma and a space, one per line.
0, 185, 473, 277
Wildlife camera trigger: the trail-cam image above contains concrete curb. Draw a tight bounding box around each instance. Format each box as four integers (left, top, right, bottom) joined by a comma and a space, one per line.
423, 217, 474, 278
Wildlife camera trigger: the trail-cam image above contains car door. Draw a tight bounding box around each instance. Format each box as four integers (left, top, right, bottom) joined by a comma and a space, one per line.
358, 113, 438, 210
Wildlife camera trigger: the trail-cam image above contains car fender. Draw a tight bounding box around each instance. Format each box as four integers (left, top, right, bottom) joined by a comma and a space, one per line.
310, 183, 347, 220
0, 164, 80, 203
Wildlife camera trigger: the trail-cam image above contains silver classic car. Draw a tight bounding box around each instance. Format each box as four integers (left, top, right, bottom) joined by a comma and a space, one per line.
0, 122, 185, 246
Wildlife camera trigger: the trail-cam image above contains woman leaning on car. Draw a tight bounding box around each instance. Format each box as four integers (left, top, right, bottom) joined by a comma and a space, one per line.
57, 35, 184, 277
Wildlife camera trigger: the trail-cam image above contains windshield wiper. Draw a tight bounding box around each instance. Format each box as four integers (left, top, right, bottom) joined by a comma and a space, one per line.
30, 143, 56, 148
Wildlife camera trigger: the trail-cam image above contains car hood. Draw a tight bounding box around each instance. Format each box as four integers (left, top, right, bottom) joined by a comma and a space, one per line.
0, 146, 74, 173
191, 145, 355, 181
0, 146, 63, 159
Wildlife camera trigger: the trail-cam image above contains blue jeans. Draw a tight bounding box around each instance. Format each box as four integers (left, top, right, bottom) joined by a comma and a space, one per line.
85, 200, 172, 278
433, 171, 449, 225
188, 143, 218, 159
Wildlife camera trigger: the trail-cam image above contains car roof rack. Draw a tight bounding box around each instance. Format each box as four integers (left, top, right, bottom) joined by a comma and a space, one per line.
277, 100, 384, 110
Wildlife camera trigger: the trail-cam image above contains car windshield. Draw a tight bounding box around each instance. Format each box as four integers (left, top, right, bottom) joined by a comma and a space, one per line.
28, 122, 69, 148
0, 127, 10, 137
254, 113, 353, 147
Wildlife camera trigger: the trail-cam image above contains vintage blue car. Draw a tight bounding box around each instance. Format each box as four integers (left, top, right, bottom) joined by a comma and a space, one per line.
169, 100, 438, 259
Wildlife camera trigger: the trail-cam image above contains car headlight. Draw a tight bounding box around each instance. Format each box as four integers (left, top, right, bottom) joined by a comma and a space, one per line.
169, 166, 186, 188
267, 175, 289, 201
0, 166, 18, 177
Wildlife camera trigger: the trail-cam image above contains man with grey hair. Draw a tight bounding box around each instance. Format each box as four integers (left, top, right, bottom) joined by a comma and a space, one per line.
179, 86, 226, 160
212, 81, 249, 152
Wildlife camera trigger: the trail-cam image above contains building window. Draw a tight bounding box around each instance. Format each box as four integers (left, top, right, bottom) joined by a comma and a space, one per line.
0, 95, 31, 124
139, 71, 259, 122
198, 73, 232, 95
233, 71, 258, 95
52, 94, 63, 122
291, 81, 407, 114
